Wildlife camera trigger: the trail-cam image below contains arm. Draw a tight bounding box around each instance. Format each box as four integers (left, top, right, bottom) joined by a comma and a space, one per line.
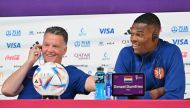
114, 48, 131, 99
150, 87, 165, 99
145, 48, 185, 99
158, 48, 185, 99
143, 47, 185, 99
114, 47, 129, 73
85, 76, 95, 92
1, 44, 42, 96
141, 87, 165, 99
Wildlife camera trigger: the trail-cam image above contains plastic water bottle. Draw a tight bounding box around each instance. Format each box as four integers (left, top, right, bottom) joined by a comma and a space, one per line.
95, 66, 106, 100
105, 68, 113, 100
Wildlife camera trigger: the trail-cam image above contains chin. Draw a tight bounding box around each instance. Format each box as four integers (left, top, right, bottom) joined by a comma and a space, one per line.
134, 50, 139, 54
44, 59, 56, 63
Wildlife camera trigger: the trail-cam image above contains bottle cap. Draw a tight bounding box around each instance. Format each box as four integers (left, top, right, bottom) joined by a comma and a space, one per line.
97, 66, 104, 71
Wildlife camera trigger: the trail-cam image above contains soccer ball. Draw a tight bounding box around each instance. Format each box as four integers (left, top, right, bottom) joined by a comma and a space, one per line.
33, 62, 69, 96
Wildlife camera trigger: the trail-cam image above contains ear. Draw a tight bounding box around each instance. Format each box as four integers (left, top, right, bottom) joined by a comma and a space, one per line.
152, 32, 158, 41
62, 46, 67, 55
152, 28, 160, 41
155, 28, 161, 36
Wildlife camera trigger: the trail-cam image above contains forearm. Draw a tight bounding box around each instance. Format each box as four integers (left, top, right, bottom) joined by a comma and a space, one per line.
1, 61, 34, 96
85, 76, 95, 92
150, 87, 165, 99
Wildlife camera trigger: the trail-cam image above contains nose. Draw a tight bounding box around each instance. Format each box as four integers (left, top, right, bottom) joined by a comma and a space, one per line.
46, 46, 54, 53
130, 35, 138, 43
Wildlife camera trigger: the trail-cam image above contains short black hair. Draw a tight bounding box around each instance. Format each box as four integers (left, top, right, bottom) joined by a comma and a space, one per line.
134, 13, 161, 30
45, 26, 68, 44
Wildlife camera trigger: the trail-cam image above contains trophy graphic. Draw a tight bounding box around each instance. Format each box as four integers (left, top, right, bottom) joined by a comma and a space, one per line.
33, 62, 69, 99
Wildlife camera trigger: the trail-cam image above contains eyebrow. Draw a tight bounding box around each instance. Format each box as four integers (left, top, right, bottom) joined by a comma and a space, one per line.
130, 27, 144, 33
136, 29, 144, 32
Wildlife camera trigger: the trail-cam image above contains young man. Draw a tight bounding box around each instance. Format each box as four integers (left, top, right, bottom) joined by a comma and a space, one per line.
114, 13, 185, 99
1, 26, 95, 99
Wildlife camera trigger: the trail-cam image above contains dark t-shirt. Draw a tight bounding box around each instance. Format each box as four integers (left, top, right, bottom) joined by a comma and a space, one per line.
18, 65, 89, 99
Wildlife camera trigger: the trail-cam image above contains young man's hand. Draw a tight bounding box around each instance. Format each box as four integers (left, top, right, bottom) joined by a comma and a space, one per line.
150, 87, 165, 99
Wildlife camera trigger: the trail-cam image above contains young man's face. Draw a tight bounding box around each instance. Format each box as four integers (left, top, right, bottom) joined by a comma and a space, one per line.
130, 23, 157, 55
42, 32, 67, 64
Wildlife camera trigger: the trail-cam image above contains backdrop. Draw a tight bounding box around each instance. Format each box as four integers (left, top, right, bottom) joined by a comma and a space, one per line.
1, 0, 190, 16
0, 12, 189, 99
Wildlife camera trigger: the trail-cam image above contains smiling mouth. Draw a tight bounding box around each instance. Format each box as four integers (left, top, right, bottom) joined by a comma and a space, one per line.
132, 44, 139, 49
45, 54, 56, 59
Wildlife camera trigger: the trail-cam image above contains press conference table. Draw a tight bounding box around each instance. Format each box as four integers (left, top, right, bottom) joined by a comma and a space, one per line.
0, 100, 189, 108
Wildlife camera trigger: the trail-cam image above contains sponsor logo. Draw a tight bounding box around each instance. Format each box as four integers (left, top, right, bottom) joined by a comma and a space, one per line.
172, 39, 188, 45
182, 52, 188, 58
98, 41, 116, 46
78, 28, 87, 36
87, 70, 92, 75
74, 41, 90, 47
14, 65, 22, 68
99, 28, 114, 34
6, 42, 21, 48
5, 55, 20, 61
74, 53, 90, 60
153, 67, 164, 79
5, 30, 21, 36
73, 64, 88, 67
37, 31, 45, 34
122, 40, 131, 44
63, 55, 68, 58
28, 31, 35, 35
106, 41, 115, 45
184, 63, 190, 66
98, 41, 105, 46
101, 64, 112, 67
124, 29, 131, 35
0, 72, 4, 78
171, 26, 188, 33
135, 75, 143, 80
102, 52, 110, 60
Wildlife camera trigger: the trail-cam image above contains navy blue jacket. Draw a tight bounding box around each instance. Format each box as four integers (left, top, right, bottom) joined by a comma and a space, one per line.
115, 39, 185, 99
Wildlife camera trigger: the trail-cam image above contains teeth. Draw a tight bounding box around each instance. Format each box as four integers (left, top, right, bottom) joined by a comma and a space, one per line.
47, 54, 54, 57
132, 44, 139, 48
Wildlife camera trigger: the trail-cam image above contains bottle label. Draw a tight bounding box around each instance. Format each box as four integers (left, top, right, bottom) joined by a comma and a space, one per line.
95, 73, 105, 83
105, 73, 112, 99
106, 85, 111, 96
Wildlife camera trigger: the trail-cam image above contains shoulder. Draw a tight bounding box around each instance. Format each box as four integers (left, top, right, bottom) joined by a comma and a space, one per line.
64, 65, 87, 76
27, 65, 39, 76
118, 46, 134, 58
64, 65, 82, 72
119, 46, 133, 54
64, 65, 89, 82
159, 39, 181, 54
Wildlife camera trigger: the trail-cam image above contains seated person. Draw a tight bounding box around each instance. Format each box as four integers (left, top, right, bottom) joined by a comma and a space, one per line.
114, 13, 185, 99
1, 26, 95, 99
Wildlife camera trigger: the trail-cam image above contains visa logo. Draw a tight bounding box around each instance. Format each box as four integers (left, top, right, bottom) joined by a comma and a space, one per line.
99, 28, 114, 34
172, 39, 188, 45
7, 42, 21, 48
